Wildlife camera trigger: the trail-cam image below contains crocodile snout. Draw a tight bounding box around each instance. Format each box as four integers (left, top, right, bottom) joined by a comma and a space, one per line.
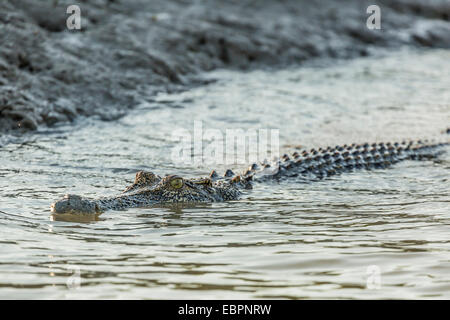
51, 194, 99, 215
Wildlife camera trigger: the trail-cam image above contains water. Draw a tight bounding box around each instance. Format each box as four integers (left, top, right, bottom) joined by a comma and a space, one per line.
0, 48, 449, 299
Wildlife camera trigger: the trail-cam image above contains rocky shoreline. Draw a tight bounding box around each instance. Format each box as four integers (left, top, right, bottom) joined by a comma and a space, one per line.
1, 0, 449, 134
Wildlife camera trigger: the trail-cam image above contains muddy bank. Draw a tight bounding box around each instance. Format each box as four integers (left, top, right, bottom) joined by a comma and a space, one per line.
0, 0, 449, 134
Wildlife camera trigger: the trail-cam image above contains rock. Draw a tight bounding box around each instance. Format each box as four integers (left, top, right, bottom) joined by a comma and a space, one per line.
0, 0, 449, 135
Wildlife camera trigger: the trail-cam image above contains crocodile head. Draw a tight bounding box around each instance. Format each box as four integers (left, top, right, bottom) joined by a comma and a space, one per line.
124, 174, 243, 203
50, 171, 245, 215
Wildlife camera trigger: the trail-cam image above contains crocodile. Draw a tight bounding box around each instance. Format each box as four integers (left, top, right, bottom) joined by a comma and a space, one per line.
51, 136, 449, 216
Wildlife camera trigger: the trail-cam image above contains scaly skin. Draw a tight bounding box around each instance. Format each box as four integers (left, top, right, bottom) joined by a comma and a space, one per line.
51, 138, 449, 216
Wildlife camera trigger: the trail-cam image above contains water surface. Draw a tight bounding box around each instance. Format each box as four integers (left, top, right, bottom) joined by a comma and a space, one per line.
0, 48, 449, 299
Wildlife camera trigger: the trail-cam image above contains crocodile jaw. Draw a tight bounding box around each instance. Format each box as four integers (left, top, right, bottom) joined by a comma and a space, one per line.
51, 194, 102, 215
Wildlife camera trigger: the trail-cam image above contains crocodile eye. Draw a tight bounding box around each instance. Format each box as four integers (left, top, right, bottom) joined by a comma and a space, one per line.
170, 177, 184, 189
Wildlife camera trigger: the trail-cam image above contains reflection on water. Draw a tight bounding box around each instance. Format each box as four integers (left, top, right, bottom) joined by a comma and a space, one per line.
0, 48, 449, 299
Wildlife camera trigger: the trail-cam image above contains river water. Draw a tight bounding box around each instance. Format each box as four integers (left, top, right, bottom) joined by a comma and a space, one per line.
0, 48, 449, 299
